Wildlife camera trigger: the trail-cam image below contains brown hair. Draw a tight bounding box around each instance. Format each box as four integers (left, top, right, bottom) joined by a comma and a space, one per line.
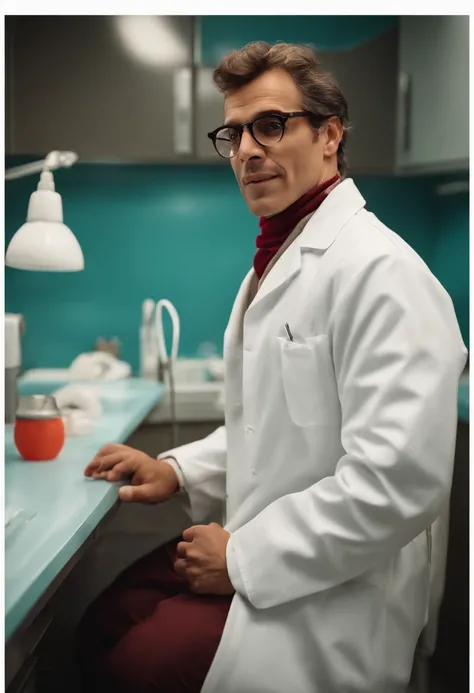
213, 41, 350, 176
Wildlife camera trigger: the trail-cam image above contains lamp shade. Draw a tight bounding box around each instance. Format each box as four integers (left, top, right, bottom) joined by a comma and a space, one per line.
5, 170, 84, 272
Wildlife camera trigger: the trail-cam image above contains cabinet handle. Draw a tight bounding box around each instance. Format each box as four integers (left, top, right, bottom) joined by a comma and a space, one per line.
399, 72, 412, 153
173, 67, 193, 156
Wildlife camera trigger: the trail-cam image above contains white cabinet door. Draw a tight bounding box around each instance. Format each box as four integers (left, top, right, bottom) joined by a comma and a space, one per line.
397, 15, 469, 172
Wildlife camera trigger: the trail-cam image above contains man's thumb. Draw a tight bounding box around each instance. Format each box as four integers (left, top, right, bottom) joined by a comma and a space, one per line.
119, 483, 154, 503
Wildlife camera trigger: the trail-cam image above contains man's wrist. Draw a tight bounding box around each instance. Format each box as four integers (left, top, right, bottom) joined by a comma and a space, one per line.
159, 456, 186, 493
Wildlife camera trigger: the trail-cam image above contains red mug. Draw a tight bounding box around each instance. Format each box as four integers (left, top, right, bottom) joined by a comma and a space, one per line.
14, 395, 65, 461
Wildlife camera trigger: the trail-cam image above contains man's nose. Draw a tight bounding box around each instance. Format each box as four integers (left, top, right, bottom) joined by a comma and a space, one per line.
238, 129, 264, 163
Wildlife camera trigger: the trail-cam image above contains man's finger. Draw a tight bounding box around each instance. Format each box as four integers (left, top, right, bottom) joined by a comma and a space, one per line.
91, 470, 110, 480
99, 443, 124, 456
176, 542, 188, 559
94, 452, 125, 473
85, 453, 119, 477
182, 526, 199, 542
106, 460, 134, 482
84, 460, 99, 477
119, 483, 155, 504
174, 558, 187, 577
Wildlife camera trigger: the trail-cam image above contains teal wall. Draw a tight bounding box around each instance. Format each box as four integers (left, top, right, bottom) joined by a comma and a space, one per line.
431, 185, 469, 348
200, 15, 397, 63
5, 164, 469, 372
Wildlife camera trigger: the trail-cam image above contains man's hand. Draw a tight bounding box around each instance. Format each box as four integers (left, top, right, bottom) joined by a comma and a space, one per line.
174, 523, 235, 596
84, 444, 179, 503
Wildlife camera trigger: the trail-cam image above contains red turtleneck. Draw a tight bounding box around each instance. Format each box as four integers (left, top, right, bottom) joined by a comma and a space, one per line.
254, 174, 340, 280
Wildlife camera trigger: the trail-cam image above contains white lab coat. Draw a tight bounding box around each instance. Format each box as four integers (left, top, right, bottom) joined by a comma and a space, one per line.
165, 179, 467, 693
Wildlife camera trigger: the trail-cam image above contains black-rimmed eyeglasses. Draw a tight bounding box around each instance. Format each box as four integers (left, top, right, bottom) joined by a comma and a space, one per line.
208, 111, 316, 160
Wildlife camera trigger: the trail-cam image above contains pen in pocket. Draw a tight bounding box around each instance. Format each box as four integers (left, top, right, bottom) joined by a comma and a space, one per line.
284, 322, 294, 341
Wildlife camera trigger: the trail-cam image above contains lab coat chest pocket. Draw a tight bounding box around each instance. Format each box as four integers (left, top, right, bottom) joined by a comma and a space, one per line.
278, 334, 338, 428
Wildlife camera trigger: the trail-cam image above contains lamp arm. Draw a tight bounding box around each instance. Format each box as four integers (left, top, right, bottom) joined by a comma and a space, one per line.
5, 151, 79, 181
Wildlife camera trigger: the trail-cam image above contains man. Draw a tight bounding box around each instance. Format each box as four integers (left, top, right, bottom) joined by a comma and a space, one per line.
78, 42, 466, 693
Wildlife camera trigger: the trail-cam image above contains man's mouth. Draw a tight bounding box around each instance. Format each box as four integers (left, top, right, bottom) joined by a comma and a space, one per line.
243, 174, 279, 186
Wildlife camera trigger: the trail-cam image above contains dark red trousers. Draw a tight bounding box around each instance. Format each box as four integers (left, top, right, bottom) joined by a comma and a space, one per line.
76, 538, 232, 693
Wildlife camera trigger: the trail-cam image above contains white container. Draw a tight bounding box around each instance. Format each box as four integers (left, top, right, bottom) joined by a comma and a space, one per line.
5, 314, 24, 424
5, 313, 23, 370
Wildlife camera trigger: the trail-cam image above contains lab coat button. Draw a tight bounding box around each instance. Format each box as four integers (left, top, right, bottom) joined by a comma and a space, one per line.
245, 425, 254, 435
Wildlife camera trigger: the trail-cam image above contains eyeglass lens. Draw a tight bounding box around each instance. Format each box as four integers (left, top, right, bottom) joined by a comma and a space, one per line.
214, 115, 285, 158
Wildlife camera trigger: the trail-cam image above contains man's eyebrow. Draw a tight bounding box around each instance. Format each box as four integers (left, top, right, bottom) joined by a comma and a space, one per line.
223, 109, 286, 127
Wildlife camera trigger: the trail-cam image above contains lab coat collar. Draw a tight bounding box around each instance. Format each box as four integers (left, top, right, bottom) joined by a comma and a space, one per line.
248, 179, 366, 310
297, 178, 366, 251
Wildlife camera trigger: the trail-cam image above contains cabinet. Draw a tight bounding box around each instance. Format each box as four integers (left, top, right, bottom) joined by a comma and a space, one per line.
6, 607, 52, 693
397, 16, 469, 173
320, 29, 398, 174
5, 16, 194, 162
8, 16, 468, 172
195, 22, 399, 174
195, 66, 224, 161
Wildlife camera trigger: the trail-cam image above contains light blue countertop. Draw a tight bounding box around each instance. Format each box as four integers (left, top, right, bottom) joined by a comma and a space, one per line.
5, 378, 165, 641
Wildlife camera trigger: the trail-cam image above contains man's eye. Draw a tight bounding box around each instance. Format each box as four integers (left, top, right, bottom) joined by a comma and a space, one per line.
256, 118, 283, 137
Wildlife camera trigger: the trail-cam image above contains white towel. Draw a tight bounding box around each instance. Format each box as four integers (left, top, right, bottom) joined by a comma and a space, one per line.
54, 384, 102, 436
69, 352, 131, 381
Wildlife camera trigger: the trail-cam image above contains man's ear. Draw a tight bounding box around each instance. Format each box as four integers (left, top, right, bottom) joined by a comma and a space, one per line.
324, 117, 343, 158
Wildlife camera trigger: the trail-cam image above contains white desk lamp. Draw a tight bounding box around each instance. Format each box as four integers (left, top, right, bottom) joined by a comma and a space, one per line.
5, 150, 84, 272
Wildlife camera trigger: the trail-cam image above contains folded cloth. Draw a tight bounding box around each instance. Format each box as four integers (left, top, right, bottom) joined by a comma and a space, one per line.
54, 384, 102, 436
54, 384, 102, 419
69, 352, 131, 381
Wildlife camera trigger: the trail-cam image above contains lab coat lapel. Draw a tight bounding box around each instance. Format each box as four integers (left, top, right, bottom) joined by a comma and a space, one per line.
297, 178, 366, 251
248, 179, 366, 311
251, 241, 302, 307
224, 269, 254, 360
242, 237, 302, 352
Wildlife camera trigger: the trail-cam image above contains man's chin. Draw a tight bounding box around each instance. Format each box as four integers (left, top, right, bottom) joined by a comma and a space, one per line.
246, 195, 287, 218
